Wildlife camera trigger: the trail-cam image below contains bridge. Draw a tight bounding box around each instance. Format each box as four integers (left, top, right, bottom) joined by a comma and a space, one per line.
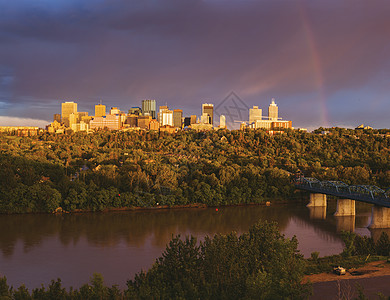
294, 177, 390, 228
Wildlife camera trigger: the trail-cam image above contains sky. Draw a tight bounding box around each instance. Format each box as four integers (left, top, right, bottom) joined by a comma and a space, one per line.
0, 0, 389, 130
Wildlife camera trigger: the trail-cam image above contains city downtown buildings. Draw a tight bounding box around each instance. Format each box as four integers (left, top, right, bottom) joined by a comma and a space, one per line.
47, 97, 292, 134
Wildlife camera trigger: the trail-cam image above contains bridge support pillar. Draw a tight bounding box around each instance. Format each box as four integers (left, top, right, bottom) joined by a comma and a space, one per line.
369, 206, 390, 229
334, 199, 355, 216
307, 193, 327, 207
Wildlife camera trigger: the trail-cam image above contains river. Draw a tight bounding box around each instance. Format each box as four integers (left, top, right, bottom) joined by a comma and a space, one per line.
0, 200, 384, 290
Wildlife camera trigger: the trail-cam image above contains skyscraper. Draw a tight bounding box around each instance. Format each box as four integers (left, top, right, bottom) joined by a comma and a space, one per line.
268, 98, 278, 121
249, 106, 262, 123
95, 104, 106, 117
158, 106, 173, 126
53, 114, 61, 123
202, 103, 214, 125
173, 109, 183, 128
142, 99, 156, 119
61, 101, 77, 127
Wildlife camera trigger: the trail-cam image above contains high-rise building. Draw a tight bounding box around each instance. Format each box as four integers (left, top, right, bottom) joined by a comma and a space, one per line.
125, 115, 138, 127
202, 103, 214, 125
53, 114, 61, 123
249, 106, 262, 124
90, 115, 121, 131
142, 99, 156, 119
69, 113, 78, 129
129, 107, 142, 116
138, 116, 152, 129
78, 112, 89, 123
200, 113, 209, 124
110, 107, 121, 115
184, 117, 191, 127
95, 104, 106, 117
158, 106, 173, 126
61, 101, 77, 127
268, 98, 278, 121
173, 109, 183, 128
190, 115, 197, 125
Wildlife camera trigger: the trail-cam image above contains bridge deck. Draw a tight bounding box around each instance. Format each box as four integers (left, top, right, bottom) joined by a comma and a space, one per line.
294, 178, 390, 208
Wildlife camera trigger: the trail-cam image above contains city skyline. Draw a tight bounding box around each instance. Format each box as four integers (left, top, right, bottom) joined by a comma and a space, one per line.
1, 1, 390, 130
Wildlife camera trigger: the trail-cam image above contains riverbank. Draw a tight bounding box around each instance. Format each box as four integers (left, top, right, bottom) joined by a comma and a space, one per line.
305, 260, 390, 299
51, 197, 307, 214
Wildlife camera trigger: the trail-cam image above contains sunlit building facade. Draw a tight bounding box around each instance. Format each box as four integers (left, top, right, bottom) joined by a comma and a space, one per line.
95, 104, 106, 117
61, 101, 77, 127
202, 103, 214, 125
142, 99, 156, 119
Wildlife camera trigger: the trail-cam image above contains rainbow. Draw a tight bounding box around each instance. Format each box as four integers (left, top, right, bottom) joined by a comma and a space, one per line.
299, 3, 329, 127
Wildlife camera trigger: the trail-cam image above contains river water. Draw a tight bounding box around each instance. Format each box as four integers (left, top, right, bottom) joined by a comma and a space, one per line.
0, 201, 385, 290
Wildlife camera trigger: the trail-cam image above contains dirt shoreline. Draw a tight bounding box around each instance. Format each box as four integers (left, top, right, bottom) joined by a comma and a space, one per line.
305, 261, 390, 299
304, 260, 390, 284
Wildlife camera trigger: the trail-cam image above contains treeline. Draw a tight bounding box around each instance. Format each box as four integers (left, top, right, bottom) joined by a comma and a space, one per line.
306, 231, 390, 275
2, 127, 390, 213
0, 222, 311, 299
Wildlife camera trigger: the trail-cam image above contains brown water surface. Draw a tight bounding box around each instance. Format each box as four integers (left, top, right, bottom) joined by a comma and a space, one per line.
0, 202, 378, 289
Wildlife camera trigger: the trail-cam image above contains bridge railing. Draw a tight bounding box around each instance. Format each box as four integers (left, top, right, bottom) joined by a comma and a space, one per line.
293, 176, 390, 203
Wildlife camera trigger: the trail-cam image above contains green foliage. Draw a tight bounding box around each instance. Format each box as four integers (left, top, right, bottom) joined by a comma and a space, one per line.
0, 277, 11, 300
126, 221, 311, 299
340, 231, 390, 257
2, 128, 390, 213
341, 231, 356, 257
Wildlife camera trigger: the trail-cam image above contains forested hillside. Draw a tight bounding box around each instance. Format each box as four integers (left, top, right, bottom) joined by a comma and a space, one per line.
1, 127, 390, 213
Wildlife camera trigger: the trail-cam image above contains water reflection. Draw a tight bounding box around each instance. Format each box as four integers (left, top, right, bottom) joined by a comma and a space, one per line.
0, 206, 293, 257
0, 203, 379, 290
335, 216, 355, 232
308, 206, 327, 220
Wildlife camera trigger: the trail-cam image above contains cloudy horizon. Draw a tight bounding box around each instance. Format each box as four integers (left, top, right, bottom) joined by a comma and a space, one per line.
1, 0, 389, 130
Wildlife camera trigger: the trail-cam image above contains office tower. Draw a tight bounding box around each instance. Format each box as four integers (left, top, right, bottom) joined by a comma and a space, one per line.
173, 109, 183, 128
78, 112, 89, 123
61, 101, 78, 127
126, 115, 138, 127
200, 113, 209, 124
220, 115, 226, 128
202, 103, 214, 125
90, 115, 121, 131
184, 117, 191, 127
249, 106, 262, 123
110, 107, 121, 115
129, 107, 142, 116
138, 116, 152, 129
268, 98, 278, 121
142, 99, 156, 119
95, 104, 106, 117
158, 106, 173, 126
69, 113, 78, 129
53, 114, 61, 123
190, 115, 197, 124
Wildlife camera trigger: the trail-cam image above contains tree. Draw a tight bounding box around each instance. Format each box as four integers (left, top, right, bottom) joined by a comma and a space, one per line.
126, 221, 311, 299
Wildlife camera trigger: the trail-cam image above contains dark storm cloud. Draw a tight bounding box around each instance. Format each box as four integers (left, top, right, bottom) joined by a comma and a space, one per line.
0, 0, 390, 128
